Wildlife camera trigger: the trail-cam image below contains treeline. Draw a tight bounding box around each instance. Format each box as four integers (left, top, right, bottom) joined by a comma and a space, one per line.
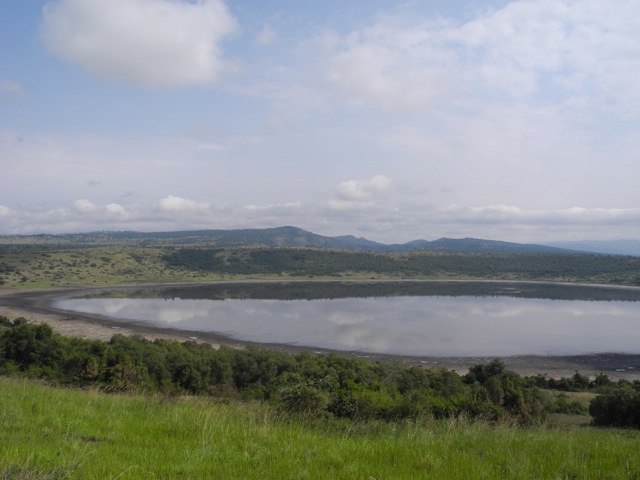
1, 317, 639, 427
162, 248, 640, 285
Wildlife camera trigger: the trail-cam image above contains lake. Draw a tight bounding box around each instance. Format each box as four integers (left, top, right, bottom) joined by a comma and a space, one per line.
54, 281, 640, 357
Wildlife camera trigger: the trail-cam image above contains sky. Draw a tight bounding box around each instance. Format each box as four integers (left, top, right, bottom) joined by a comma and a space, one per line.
1, 0, 639, 244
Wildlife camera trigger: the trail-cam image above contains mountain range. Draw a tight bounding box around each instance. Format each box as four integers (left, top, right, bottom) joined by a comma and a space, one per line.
2, 226, 626, 254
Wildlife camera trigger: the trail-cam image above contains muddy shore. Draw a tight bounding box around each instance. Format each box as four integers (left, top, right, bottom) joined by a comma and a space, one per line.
2, 285, 640, 381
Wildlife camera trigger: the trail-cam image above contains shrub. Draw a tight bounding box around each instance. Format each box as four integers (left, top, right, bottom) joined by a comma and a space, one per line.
590, 389, 640, 428
278, 382, 330, 417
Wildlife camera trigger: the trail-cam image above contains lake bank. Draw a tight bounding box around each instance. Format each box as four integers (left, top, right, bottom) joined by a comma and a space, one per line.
2, 283, 640, 381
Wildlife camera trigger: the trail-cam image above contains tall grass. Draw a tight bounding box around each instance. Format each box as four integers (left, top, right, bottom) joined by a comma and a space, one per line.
1, 376, 639, 479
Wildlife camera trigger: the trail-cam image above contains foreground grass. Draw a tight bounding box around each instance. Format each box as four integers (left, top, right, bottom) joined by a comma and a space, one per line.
1, 377, 640, 479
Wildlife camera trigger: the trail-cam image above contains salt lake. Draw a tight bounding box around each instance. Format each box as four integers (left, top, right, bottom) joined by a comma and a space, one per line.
54, 281, 640, 357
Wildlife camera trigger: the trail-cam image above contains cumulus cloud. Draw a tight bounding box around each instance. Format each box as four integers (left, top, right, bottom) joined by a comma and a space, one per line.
336, 175, 391, 202
158, 195, 210, 212
74, 199, 98, 213
40, 0, 237, 87
328, 175, 392, 212
105, 203, 128, 216
73, 200, 129, 218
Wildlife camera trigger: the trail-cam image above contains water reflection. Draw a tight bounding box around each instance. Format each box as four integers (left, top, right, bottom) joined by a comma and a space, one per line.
55, 284, 640, 356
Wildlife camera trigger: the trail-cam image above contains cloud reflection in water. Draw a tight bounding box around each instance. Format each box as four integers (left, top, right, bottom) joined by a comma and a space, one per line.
55, 295, 640, 356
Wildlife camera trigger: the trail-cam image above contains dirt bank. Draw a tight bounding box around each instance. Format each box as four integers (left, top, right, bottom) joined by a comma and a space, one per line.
2, 286, 640, 381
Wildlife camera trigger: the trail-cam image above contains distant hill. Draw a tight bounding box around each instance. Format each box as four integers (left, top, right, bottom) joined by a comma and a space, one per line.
545, 240, 640, 257
0, 226, 586, 254
392, 237, 583, 254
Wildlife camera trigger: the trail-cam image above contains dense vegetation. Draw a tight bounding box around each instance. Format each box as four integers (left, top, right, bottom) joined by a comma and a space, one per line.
2, 316, 638, 429
163, 248, 640, 284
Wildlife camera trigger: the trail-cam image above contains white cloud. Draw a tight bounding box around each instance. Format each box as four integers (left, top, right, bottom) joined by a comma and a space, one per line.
327, 176, 393, 214
318, 0, 640, 116
243, 203, 301, 213
40, 0, 237, 87
74, 199, 97, 213
336, 175, 391, 202
72, 200, 129, 219
327, 199, 372, 212
2, 1, 639, 246
439, 205, 640, 226
158, 195, 210, 213
0, 205, 12, 217
105, 203, 128, 216
322, 25, 458, 111
1, 196, 640, 244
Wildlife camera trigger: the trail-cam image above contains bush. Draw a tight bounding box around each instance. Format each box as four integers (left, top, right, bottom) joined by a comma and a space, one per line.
278, 382, 330, 417
552, 394, 588, 415
590, 389, 640, 428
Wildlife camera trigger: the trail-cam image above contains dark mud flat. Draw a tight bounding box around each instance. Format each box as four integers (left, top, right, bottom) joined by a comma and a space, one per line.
2, 286, 640, 381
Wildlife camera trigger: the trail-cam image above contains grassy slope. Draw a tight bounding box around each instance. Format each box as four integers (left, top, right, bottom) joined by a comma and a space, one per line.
2, 245, 640, 289
0, 246, 231, 288
1, 377, 639, 480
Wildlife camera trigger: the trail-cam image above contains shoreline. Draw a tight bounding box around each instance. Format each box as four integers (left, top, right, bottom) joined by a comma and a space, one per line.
2, 283, 640, 381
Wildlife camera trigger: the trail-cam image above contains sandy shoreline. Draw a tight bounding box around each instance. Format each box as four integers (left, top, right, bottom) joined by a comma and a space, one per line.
2, 285, 640, 381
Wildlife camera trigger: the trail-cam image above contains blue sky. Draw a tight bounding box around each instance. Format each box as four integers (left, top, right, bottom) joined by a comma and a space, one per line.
1, 0, 639, 243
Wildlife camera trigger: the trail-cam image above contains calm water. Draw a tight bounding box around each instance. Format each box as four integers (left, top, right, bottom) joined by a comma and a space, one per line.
55, 282, 640, 357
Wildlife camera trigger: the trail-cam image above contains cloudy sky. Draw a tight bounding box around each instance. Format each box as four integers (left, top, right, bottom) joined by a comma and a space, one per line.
1, 0, 639, 243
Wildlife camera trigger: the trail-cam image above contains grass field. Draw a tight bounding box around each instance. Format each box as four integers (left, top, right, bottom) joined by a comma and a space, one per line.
1, 376, 639, 479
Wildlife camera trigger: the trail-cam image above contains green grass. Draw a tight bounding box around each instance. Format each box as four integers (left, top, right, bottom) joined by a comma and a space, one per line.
2, 376, 640, 479
0, 246, 238, 288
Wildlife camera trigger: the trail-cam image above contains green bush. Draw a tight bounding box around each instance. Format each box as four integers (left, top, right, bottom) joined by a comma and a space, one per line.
590, 389, 640, 428
0, 320, 626, 426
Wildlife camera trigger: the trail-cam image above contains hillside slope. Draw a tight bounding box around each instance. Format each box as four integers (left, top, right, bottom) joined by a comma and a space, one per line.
0, 226, 584, 254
